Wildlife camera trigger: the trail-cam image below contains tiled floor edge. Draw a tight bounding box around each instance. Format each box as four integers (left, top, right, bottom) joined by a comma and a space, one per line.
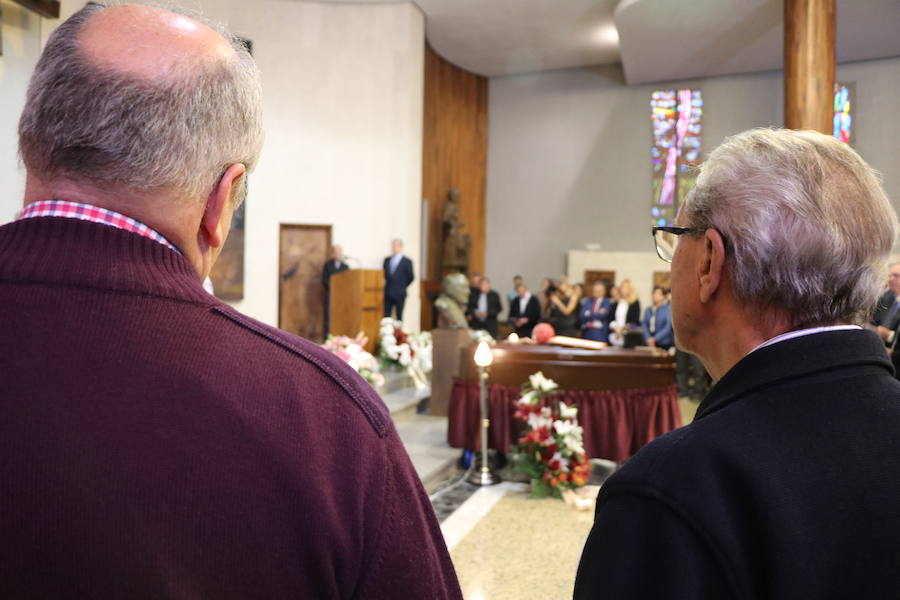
440, 482, 529, 552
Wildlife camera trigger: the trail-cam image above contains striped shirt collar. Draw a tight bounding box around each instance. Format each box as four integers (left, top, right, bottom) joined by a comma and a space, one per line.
17, 200, 181, 254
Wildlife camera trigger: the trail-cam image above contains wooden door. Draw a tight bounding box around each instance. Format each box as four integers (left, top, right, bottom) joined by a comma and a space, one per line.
584, 270, 616, 290
279, 224, 331, 342
209, 201, 246, 300
653, 270, 671, 291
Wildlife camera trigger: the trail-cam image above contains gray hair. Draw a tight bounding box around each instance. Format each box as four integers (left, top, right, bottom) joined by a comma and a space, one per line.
18, 2, 263, 202
682, 128, 898, 328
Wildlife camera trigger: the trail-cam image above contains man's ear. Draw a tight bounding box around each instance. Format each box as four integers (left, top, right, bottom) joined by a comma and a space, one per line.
201, 163, 246, 249
698, 228, 726, 303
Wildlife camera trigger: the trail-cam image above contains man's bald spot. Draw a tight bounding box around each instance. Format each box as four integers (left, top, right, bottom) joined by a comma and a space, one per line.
79, 4, 235, 80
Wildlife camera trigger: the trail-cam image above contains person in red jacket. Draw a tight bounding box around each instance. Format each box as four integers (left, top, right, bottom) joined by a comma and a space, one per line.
1, 3, 461, 598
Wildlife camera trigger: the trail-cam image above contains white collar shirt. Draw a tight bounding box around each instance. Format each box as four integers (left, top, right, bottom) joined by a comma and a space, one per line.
478, 292, 488, 314
519, 292, 532, 314
389, 253, 402, 273
748, 325, 862, 355
614, 300, 628, 327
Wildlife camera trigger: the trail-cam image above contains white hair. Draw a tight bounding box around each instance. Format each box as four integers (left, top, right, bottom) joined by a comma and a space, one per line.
682, 128, 898, 327
18, 2, 263, 202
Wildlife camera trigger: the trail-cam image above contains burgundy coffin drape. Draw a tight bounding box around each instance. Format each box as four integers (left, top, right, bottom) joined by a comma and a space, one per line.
447, 379, 681, 462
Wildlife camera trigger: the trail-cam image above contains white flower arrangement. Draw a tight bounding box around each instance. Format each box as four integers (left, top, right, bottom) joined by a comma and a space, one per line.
321, 333, 384, 388
378, 318, 433, 389
529, 371, 559, 393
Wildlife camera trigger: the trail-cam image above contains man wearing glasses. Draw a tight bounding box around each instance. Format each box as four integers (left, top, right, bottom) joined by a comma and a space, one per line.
575, 128, 900, 598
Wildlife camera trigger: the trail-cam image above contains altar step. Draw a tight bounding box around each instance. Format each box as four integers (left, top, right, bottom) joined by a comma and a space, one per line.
380, 369, 415, 394
378, 371, 459, 493
378, 371, 430, 423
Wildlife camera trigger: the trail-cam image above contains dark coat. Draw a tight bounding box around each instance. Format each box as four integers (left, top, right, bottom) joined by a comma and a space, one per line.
466, 289, 502, 337
508, 294, 541, 338
871, 288, 895, 327
580, 297, 613, 342
321, 259, 349, 292
575, 329, 900, 599
382, 255, 414, 300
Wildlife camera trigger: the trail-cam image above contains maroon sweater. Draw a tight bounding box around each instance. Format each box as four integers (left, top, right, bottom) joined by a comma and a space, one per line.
0, 216, 462, 599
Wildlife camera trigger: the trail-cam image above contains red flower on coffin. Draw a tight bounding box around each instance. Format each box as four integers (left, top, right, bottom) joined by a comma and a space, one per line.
532, 322, 555, 344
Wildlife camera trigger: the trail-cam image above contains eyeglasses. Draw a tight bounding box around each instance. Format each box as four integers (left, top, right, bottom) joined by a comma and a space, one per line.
652, 226, 706, 263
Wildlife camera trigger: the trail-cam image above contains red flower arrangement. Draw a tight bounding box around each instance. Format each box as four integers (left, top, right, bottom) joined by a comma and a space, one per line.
511, 372, 591, 499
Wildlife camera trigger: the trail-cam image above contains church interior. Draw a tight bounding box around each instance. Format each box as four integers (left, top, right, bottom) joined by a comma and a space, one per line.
2, 0, 900, 597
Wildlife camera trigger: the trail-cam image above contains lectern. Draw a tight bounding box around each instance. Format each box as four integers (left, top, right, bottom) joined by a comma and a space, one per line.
329, 270, 384, 354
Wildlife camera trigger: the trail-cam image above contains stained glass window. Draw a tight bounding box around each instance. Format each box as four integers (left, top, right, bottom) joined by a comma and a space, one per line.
833, 83, 853, 144
651, 89, 702, 227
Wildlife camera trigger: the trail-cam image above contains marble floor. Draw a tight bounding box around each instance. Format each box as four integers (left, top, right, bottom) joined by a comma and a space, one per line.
429, 397, 700, 599
442, 482, 595, 599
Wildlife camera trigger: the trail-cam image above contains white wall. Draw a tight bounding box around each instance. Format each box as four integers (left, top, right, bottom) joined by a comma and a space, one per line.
0, 0, 426, 331
486, 57, 900, 301
216, 0, 425, 329
0, 1, 43, 222
568, 250, 660, 312
0, 0, 84, 222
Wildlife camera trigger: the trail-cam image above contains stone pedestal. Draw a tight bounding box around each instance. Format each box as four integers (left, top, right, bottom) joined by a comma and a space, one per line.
430, 328, 473, 416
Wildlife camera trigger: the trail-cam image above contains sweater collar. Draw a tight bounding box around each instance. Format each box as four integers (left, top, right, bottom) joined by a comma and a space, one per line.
695, 328, 893, 421
0, 216, 213, 305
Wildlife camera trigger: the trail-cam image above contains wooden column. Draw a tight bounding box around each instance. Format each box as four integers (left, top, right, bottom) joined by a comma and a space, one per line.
784, 0, 835, 133
420, 45, 488, 331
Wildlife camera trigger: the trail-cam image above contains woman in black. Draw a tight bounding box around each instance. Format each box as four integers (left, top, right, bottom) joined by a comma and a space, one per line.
548, 278, 582, 337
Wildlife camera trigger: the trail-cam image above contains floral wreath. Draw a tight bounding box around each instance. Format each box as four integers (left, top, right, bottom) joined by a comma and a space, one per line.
378, 318, 433, 389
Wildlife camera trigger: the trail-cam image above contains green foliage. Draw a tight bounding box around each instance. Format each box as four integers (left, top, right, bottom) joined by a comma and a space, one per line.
529, 478, 555, 499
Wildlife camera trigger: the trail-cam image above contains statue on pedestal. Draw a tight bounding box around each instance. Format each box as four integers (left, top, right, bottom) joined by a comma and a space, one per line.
441, 188, 471, 275
434, 272, 470, 329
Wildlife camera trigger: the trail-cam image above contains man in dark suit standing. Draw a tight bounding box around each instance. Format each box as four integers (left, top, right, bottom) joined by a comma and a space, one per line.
321, 244, 349, 337
575, 129, 900, 599
508, 283, 541, 338
467, 277, 502, 337
468, 272, 482, 298
383, 238, 414, 320
872, 262, 900, 345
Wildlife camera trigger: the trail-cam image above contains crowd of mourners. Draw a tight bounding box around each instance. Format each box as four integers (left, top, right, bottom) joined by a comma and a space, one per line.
12, 3, 900, 596
464, 272, 710, 400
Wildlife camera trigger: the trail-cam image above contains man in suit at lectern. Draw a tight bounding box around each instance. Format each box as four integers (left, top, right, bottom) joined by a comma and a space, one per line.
383, 238, 414, 320
322, 244, 349, 336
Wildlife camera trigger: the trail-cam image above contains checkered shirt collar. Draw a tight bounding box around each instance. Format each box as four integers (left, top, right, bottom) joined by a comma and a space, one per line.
17, 200, 181, 254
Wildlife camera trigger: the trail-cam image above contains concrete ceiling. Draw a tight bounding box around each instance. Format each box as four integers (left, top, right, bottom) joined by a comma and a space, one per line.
311, 0, 900, 83
616, 0, 900, 84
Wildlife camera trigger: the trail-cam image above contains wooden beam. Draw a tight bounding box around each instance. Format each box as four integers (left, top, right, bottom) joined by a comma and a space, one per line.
784, 0, 835, 133
11, 0, 60, 19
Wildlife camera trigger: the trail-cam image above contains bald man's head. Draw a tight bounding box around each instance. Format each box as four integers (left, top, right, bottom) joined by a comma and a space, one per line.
80, 4, 235, 81
18, 2, 263, 201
